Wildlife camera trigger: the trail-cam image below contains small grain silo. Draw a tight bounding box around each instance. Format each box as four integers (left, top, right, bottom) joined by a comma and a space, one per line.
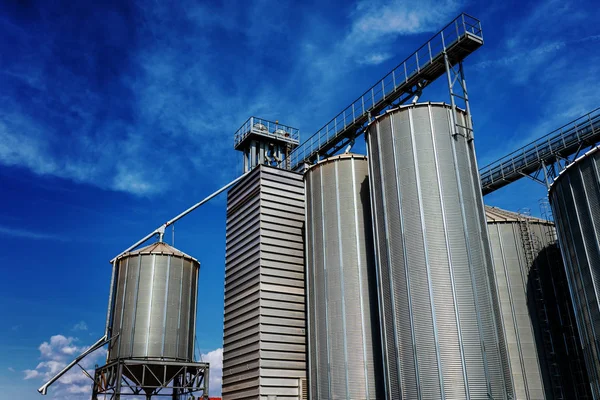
304, 154, 383, 400
366, 102, 512, 399
108, 242, 199, 363
549, 146, 600, 397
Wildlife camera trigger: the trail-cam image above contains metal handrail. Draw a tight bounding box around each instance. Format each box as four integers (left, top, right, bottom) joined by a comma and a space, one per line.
480, 107, 600, 191
234, 116, 300, 147
289, 13, 483, 169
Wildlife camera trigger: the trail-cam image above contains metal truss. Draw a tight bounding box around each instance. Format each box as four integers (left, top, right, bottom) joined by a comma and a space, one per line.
92, 359, 209, 400
443, 56, 474, 140
288, 13, 484, 169
480, 107, 600, 195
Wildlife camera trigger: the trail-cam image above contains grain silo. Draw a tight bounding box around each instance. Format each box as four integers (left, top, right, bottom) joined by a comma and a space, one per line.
532, 241, 593, 400
485, 207, 553, 399
549, 146, 600, 397
366, 102, 512, 399
108, 242, 199, 363
304, 154, 383, 400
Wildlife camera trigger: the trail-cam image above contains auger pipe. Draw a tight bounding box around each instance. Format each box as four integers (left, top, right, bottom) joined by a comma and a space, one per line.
109, 171, 250, 263
38, 335, 109, 395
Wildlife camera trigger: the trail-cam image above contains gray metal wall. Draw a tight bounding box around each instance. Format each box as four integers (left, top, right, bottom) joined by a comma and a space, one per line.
108, 242, 199, 362
222, 165, 307, 400
485, 207, 551, 399
304, 154, 382, 400
549, 146, 600, 398
366, 102, 512, 399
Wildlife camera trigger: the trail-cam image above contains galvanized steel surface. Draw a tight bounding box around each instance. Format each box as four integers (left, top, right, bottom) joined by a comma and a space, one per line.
549, 146, 600, 398
366, 103, 512, 399
304, 154, 382, 400
108, 242, 199, 362
485, 207, 550, 399
222, 165, 307, 400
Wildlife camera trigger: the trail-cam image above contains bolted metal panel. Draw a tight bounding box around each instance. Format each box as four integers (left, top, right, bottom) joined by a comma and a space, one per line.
305, 154, 383, 400
222, 165, 307, 400
549, 146, 600, 398
108, 242, 199, 363
366, 103, 512, 399
485, 206, 552, 399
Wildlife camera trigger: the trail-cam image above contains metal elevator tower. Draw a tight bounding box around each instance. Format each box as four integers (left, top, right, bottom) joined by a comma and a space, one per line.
234, 116, 300, 172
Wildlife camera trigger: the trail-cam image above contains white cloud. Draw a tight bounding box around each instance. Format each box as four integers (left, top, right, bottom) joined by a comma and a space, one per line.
24, 369, 40, 379
8, 367, 15, 372
350, 0, 461, 41
0, 224, 66, 241
339, 0, 462, 65
72, 321, 88, 331
201, 348, 223, 396
24, 333, 107, 399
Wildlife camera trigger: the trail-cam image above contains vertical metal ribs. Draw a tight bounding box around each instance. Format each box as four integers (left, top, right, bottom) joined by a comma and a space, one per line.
519, 209, 564, 399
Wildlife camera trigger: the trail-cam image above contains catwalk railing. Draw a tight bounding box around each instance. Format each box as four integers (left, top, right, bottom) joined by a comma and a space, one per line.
480, 107, 600, 195
288, 13, 483, 169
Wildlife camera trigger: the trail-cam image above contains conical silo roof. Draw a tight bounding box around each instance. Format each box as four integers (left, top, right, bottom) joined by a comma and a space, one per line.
117, 242, 198, 263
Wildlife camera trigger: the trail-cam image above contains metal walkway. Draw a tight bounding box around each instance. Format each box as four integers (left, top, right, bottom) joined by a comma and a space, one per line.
288, 13, 484, 170
480, 107, 600, 195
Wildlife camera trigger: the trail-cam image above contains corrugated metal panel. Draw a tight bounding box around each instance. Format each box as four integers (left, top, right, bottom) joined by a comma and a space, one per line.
531, 240, 593, 399
304, 154, 383, 400
549, 147, 600, 398
366, 103, 512, 399
222, 165, 306, 400
485, 206, 553, 399
108, 243, 199, 366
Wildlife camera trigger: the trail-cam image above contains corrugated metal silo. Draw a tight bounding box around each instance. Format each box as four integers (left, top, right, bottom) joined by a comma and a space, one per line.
366, 102, 512, 399
304, 154, 383, 400
108, 242, 199, 363
549, 146, 600, 397
485, 206, 551, 399
532, 242, 593, 400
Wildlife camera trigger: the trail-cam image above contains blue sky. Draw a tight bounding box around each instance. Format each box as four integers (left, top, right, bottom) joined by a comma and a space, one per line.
0, 0, 598, 398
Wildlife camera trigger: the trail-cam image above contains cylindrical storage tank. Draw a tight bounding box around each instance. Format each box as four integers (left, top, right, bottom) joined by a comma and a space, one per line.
304, 154, 383, 400
366, 102, 512, 399
108, 242, 199, 362
533, 243, 593, 400
485, 206, 552, 400
549, 146, 600, 397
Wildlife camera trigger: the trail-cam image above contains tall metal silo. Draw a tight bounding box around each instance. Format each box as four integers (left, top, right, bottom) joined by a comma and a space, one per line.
485, 206, 553, 399
549, 146, 600, 397
304, 154, 383, 400
366, 102, 512, 399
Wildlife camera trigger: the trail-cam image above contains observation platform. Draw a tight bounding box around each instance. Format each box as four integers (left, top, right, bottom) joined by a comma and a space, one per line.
480, 107, 600, 195
234, 116, 299, 151
289, 13, 484, 169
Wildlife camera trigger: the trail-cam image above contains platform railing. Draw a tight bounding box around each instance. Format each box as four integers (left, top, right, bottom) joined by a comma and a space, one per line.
289, 13, 483, 169
480, 107, 600, 194
234, 116, 300, 147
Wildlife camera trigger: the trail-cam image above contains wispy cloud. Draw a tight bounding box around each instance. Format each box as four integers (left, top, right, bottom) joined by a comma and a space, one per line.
348, 0, 461, 42
8, 367, 15, 372
0, 225, 66, 241
71, 321, 88, 332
